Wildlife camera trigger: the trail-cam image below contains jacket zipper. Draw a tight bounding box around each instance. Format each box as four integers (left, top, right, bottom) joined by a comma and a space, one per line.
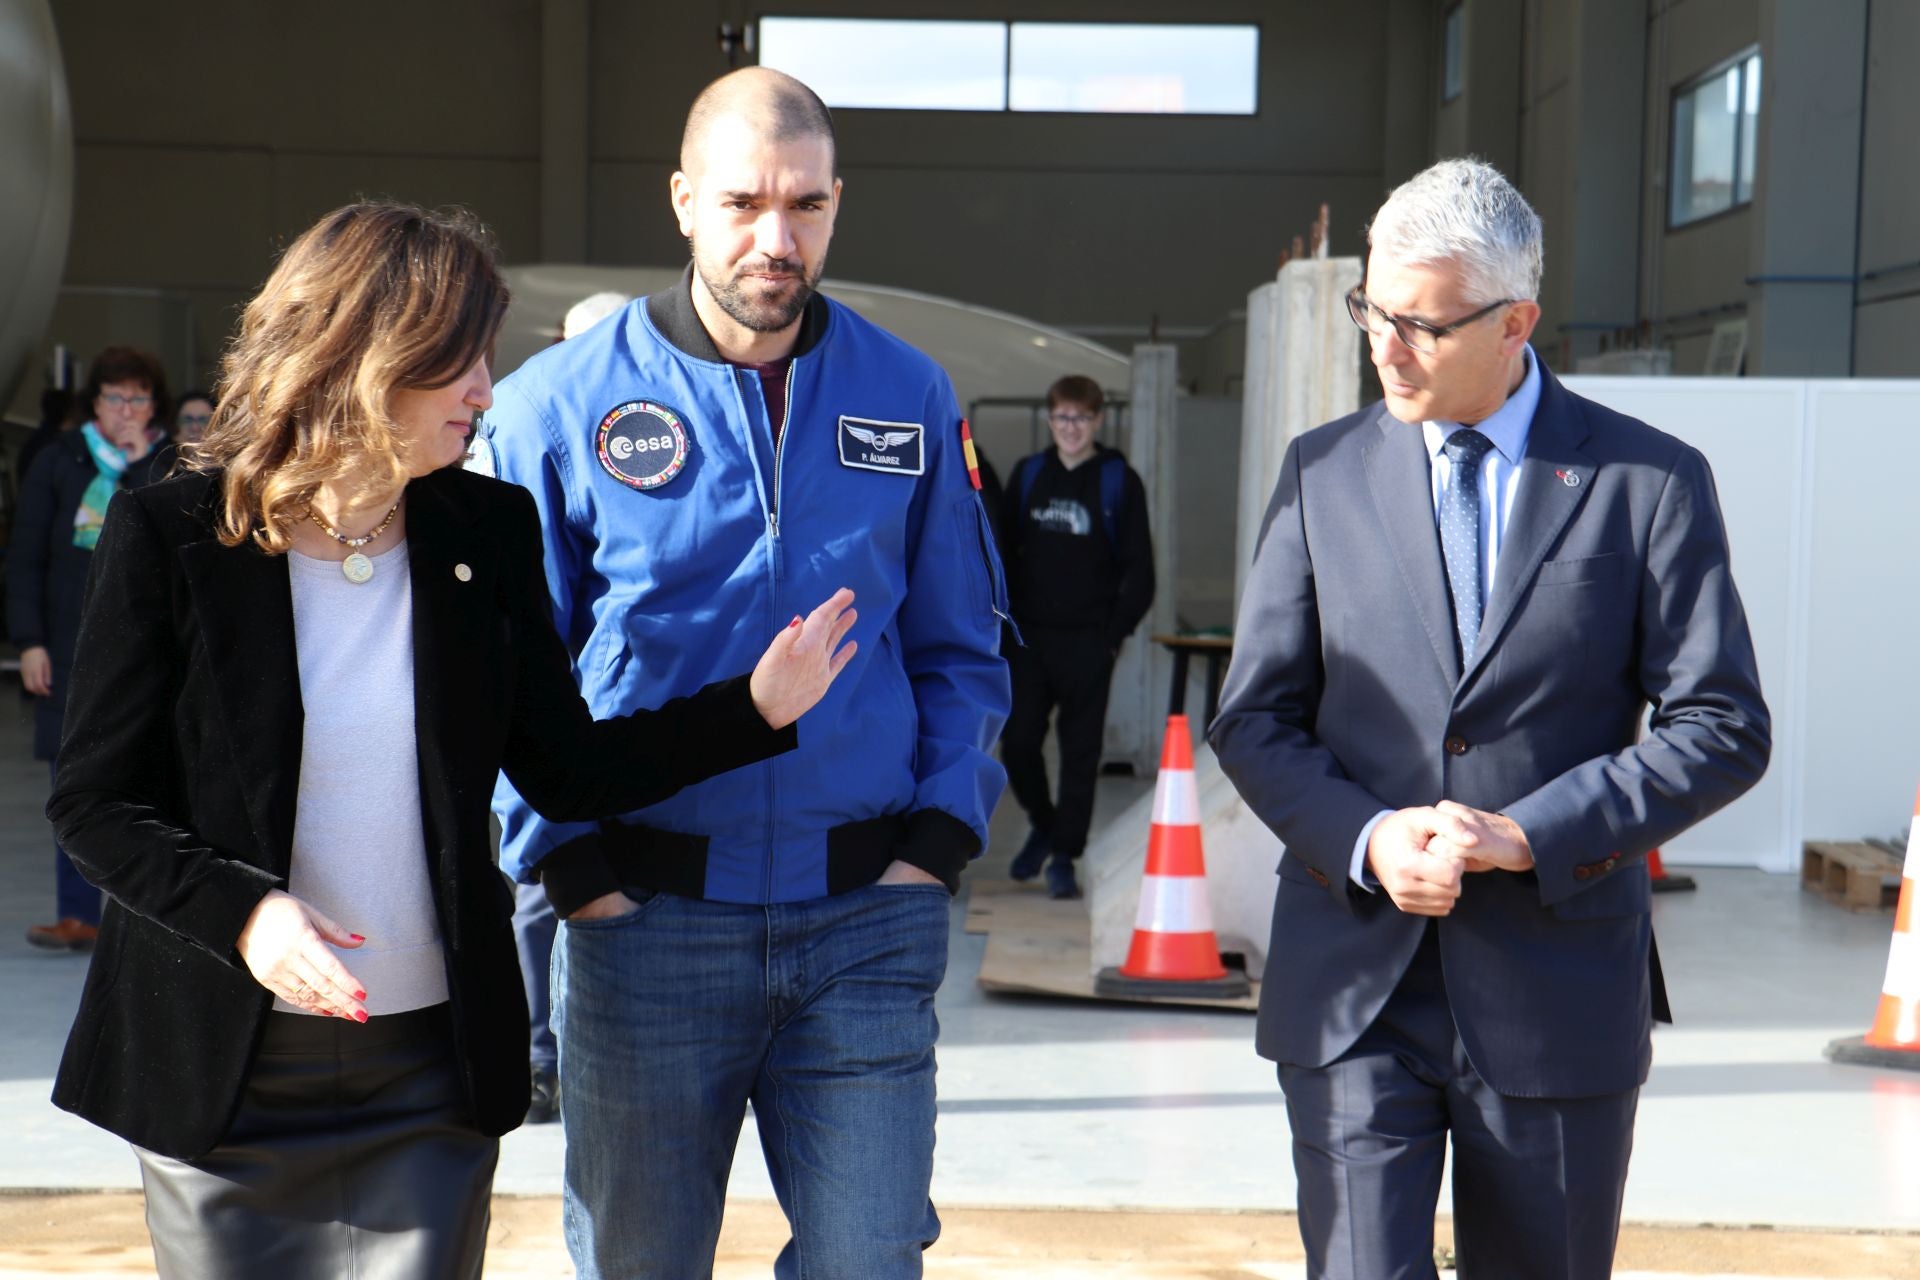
739, 363, 799, 901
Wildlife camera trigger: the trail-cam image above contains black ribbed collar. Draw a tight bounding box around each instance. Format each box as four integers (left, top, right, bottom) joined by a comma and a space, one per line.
646, 263, 830, 364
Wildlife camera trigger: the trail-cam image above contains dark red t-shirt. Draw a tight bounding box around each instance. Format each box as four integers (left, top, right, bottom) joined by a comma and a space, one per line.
733, 359, 791, 445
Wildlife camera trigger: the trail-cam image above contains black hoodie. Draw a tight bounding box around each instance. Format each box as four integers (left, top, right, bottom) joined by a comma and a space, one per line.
1000, 444, 1155, 649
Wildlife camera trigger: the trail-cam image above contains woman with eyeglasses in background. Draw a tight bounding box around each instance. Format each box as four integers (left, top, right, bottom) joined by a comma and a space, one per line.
173, 389, 216, 446
9, 346, 177, 951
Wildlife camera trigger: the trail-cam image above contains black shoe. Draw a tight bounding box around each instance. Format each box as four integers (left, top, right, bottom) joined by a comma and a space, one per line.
1009, 829, 1051, 881
1046, 856, 1082, 900
527, 1066, 560, 1125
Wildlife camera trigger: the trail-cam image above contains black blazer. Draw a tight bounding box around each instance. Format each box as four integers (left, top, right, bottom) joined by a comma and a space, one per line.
6, 431, 175, 758
48, 465, 795, 1160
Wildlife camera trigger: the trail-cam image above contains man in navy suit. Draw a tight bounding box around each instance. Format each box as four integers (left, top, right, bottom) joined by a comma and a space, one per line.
1210, 160, 1769, 1278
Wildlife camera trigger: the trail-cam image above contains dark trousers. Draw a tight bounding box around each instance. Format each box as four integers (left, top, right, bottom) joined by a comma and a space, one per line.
1001, 627, 1115, 859
1278, 926, 1638, 1280
512, 879, 558, 1072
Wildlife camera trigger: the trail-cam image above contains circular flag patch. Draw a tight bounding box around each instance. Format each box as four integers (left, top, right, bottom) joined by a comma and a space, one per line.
596, 400, 690, 491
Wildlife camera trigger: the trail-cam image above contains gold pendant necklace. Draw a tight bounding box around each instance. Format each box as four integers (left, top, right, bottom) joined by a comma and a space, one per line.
308, 499, 401, 584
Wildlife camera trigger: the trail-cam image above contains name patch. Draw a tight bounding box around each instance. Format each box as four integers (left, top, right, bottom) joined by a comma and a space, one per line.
596, 400, 690, 491
838, 417, 924, 476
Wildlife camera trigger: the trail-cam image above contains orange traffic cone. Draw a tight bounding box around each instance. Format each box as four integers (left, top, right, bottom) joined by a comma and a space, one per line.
1648, 847, 1696, 893
1095, 715, 1250, 999
1827, 784, 1920, 1070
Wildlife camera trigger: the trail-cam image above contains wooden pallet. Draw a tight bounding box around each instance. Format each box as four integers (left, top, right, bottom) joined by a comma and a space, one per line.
968, 877, 1257, 1012
1801, 841, 1903, 912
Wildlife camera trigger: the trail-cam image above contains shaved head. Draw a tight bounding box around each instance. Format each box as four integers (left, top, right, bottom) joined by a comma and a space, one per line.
680, 67, 837, 180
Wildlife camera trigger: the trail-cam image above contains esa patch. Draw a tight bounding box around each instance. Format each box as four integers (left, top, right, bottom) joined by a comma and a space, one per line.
596, 400, 690, 491
837, 417, 924, 476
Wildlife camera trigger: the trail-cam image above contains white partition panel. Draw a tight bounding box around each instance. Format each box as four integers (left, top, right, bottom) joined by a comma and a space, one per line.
1800, 384, 1920, 847
1561, 376, 1920, 871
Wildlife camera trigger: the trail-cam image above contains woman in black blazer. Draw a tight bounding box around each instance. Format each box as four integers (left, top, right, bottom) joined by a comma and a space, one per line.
46, 202, 857, 1279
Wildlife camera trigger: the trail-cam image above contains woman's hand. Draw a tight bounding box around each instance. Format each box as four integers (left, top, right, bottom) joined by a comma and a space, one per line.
749, 588, 858, 730
19, 647, 51, 697
236, 890, 369, 1021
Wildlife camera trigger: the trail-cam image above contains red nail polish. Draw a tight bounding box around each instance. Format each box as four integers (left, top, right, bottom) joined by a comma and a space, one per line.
354, 1009, 368, 1023
789, 616, 802, 628
321, 1010, 335, 1017
349, 934, 365, 942
353, 990, 367, 1000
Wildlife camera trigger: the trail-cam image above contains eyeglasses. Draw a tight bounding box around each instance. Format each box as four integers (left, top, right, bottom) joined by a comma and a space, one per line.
99, 393, 154, 410
1345, 287, 1514, 355
1048, 411, 1098, 427
177, 412, 212, 427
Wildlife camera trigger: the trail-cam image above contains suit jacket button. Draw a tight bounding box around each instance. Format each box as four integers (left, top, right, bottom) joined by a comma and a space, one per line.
1444, 736, 1469, 756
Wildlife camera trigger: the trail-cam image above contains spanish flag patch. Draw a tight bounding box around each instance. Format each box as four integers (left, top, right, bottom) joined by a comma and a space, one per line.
960, 418, 983, 491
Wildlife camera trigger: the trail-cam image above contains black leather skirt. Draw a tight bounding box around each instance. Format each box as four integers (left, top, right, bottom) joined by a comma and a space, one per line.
133, 1003, 497, 1280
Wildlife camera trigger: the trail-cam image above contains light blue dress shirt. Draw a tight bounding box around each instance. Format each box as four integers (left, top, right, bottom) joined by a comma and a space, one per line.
1348, 346, 1542, 888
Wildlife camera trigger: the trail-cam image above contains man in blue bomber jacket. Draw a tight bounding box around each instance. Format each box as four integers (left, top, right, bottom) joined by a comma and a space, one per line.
481, 68, 1011, 1280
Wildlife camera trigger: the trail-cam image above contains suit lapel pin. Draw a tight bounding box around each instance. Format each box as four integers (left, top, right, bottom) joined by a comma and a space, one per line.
1554, 469, 1580, 488
454, 563, 473, 582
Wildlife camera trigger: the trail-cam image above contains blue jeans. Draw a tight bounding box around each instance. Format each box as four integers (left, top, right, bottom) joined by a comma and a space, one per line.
554, 882, 950, 1280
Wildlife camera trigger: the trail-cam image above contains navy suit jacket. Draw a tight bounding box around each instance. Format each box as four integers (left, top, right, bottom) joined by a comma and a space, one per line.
1209, 365, 1770, 1098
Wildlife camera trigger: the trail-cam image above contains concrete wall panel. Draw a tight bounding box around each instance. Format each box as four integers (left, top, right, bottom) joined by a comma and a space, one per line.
1662, 0, 1760, 85
269, 154, 543, 265
58, 1, 541, 158
1852, 295, 1920, 379
65, 146, 274, 287
1857, 0, 1920, 283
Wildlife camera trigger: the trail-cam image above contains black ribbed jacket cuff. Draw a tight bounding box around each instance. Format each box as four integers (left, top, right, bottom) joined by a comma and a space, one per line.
536, 675, 795, 917
538, 831, 624, 919
892, 808, 981, 894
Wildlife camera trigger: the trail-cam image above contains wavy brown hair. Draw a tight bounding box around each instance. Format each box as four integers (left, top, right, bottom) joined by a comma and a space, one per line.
192, 201, 509, 551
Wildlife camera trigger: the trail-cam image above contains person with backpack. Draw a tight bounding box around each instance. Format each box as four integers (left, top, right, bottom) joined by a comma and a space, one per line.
1000, 375, 1155, 899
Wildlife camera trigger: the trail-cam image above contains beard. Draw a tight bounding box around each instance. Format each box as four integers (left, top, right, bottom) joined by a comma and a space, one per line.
692, 240, 827, 333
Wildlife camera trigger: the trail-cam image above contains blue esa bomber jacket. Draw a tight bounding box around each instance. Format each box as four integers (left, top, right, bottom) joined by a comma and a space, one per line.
482, 270, 1011, 912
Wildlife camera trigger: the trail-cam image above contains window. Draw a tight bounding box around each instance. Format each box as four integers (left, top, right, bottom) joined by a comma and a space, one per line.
757, 18, 1259, 116
1669, 50, 1761, 227
1009, 23, 1258, 115
1442, 6, 1464, 103
757, 18, 1008, 111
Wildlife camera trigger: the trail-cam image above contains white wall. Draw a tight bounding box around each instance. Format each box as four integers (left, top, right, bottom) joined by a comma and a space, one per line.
1562, 376, 1920, 871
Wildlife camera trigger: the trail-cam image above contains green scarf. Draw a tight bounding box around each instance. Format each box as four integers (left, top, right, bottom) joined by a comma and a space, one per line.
73, 422, 130, 550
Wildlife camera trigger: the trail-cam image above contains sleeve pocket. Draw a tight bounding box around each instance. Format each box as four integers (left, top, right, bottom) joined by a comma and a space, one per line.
955, 495, 1019, 640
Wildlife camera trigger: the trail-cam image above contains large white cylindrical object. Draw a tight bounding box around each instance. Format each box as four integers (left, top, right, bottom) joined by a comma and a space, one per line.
0, 0, 73, 413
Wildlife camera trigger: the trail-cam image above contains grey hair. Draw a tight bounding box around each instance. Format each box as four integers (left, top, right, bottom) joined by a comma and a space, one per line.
1367, 158, 1543, 304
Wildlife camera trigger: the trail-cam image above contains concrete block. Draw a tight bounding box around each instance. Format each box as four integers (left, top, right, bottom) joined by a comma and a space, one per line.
1236, 258, 1363, 613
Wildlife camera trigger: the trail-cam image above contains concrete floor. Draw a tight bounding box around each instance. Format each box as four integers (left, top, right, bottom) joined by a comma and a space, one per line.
2, 693, 1918, 1266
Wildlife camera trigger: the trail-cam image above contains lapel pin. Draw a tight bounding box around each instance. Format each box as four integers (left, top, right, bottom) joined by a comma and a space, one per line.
454, 563, 473, 582
1554, 469, 1580, 488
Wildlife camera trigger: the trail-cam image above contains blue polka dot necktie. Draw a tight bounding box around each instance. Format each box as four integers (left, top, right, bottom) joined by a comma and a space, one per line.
1440, 428, 1496, 660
